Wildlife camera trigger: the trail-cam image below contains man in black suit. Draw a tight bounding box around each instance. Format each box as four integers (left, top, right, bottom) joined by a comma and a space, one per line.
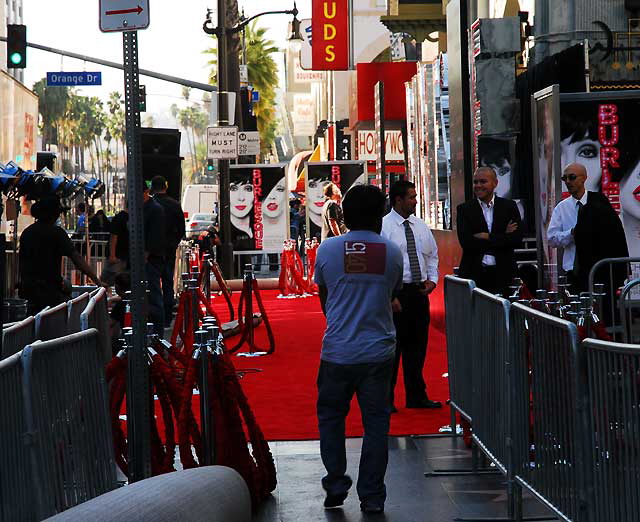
548, 163, 628, 321
456, 167, 523, 295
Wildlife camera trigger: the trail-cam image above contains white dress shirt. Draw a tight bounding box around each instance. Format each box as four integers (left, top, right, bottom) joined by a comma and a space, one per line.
381, 209, 439, 284
478, 196, 496, 266
547, 191, 589, 271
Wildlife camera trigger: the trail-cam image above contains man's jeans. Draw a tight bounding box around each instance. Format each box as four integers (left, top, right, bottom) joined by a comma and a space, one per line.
145, 256, 164, 335
317, 358, 394, 506
161, 255, 176, 325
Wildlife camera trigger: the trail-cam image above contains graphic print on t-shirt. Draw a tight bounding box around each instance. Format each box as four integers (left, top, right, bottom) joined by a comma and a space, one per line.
344, 241, 386, 275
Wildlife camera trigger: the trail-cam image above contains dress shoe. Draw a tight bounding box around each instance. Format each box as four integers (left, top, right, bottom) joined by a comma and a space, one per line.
324, 492, 348, 509
360, 501, 384, 514
406, 398, 442, 409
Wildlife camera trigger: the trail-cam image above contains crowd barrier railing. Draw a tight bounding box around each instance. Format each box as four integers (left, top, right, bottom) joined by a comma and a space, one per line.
67, 292, 90, 334
618, 277, 640, 344
444, 275, 476, 432
510, 302, 585, 521
0, 351, 33, 522
22, 329, 117, 519
579, 338, 640, 522
35, 301, 68, 341
471, 289, 512, 480
1, 315, 35, 359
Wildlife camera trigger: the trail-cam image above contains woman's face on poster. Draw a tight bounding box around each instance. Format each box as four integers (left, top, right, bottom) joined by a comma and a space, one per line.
620, 163, 640, 221
482, 159, 511, 199
561, 133, 601, 192
307, 178, 331, 216
263, 177, 286, 219
230, 181, 254, 219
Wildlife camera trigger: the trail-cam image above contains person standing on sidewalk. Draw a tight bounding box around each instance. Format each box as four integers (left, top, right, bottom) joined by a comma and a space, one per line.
321, 182, 347, 241
381, 180, 441, 411
151, 175, 186, 327
314, 184, 403, 514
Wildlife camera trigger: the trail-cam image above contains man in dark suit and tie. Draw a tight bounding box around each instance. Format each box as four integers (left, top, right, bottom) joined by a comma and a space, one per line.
456, 167, 523, 296
548, 163, 628, 322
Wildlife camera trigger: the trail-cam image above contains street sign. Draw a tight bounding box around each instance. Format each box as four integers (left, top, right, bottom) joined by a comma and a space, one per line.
46, 72, 102, 87
239, 64, 248, 85
251, 90, 260, 102
100, 0, 150, 32
237, 131, 260, 156
207, 126, 238, 160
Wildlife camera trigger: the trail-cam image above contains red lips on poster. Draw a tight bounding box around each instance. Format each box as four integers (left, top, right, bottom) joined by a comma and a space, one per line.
312, 0, 349, 70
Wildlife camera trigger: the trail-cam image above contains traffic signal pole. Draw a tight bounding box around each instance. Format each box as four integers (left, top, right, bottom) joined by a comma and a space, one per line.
216, 0, 234, 279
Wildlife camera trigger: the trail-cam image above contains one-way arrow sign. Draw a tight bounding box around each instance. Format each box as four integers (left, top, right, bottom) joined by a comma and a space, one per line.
100, 1, 150, 33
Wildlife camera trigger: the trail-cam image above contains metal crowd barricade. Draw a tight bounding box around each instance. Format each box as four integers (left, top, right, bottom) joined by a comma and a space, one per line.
63, 237, 110, 286
578, 338, 640, 522
22, 329, 117, 519
67, 292, 90, 334
471, 289, 512, 480
80, 288, 111, 364
510, 302, 586, 522
35, 301, 68, 341
588, 256, 640, 340
2, 315, 35, 360
618, 277, 640, 344
0, 352, 32, 522
444, 275, 476, 432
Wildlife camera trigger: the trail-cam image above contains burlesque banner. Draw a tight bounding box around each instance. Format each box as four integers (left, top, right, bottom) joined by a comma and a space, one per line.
305, 160, 366, 241
311, 0, 349, 70
559, 91, 640, 259
229, 164, 288, 251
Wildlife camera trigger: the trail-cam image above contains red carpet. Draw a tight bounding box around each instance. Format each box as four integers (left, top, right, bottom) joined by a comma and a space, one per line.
208, 287, 450, 441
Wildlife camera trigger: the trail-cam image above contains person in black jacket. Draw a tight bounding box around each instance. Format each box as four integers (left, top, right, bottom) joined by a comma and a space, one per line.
151, 175, 186, 326
548, 163, 628, 322
144, 182, 168, 334
456, 167, 523, 296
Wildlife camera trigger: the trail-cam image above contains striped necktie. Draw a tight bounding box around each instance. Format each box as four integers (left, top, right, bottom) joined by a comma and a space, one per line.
403, 220, 422, 283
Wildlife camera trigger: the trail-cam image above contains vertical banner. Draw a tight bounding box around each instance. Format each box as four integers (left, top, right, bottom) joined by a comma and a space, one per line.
532, 85, 561, 290
230, 164, 288, 251
558, 92, 640, 262
312, 0, 349, 70
374, 81, 386, 194
305, 161, 366, 241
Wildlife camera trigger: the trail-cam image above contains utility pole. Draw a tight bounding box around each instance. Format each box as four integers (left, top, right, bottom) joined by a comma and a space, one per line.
216, 0, 234, 279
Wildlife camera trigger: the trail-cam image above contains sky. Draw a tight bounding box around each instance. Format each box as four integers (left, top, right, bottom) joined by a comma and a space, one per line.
23, 0, 311, 126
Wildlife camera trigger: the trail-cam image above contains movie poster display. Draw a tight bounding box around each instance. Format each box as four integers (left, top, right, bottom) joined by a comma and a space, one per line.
229, 164, 288, 252
478, 136, 524, 220
305, 161, 366, 241
532, 85, 561, 290
559, 92, 640, 262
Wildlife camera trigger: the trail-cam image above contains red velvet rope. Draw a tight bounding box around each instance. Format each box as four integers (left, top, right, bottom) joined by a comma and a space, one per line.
211, 260, 234, 321
230, 275, 275, 355
252, 279, 276, 355
177, 356, 203, 468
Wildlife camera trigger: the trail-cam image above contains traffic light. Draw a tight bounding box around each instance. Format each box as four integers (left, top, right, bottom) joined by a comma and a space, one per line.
139, 85, 146, 112
6, 24, 26, 68
207, 159, 214, 172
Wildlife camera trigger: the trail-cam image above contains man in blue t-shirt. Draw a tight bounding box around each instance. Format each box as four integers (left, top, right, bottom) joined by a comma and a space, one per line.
314, 184, 403, 515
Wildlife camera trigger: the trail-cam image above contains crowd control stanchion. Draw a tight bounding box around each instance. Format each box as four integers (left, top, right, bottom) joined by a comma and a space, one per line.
195, 329, 213, 466
230, 264, 275, 357
210, 258, 234, 321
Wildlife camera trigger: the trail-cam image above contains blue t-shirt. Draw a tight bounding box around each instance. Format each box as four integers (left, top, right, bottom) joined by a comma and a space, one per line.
314, 230, 403, 364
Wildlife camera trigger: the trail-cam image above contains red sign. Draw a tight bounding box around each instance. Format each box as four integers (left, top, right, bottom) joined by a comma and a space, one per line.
312, 0, 349, 70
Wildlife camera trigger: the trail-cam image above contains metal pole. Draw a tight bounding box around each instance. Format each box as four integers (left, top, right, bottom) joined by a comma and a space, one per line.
122, 30, 152, 482
217, 0, 234, 280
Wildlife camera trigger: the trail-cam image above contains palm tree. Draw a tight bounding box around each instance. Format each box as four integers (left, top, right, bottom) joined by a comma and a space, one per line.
32, 78, 70, 150
204, 21, 280, 157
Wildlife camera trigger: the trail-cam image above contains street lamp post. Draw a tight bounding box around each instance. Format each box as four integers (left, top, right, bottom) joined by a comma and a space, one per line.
203, 4, 302, 279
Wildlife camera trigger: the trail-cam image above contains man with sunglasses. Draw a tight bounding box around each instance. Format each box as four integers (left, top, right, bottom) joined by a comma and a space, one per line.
548, 163, 628, 301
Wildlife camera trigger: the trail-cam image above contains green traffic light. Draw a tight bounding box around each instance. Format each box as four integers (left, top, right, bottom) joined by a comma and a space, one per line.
207, 165, 214, 171
10, 52, 23, 65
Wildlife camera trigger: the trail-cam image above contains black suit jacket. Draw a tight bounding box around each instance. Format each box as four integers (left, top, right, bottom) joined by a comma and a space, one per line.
456, 196, 523, 291
573, 191, 629, 292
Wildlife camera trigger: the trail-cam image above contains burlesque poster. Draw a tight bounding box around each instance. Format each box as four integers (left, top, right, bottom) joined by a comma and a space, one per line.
229, 164, 288, 252
305, 161, 366, 241
532, 85, 561, 290
559, 92, 640, 260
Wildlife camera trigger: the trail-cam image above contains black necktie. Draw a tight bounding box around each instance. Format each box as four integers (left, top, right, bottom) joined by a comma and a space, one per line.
403, 220, 422, 283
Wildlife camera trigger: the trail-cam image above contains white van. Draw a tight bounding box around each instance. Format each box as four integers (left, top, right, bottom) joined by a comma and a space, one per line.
181, 184, 218, 222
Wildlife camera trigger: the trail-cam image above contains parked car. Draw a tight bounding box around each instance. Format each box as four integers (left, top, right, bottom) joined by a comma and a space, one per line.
186, 213, 216, 237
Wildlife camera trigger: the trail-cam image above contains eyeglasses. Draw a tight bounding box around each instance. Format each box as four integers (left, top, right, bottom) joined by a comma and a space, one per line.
561, 174, 578, 182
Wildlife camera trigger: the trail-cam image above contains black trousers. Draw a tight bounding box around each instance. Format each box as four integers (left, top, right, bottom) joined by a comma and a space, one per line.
475, 265, 507, 296
391, 285, 430, 405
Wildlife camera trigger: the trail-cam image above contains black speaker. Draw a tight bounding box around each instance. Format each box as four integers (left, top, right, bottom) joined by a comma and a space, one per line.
140, 128, 183, 202
36, 151, 56, 171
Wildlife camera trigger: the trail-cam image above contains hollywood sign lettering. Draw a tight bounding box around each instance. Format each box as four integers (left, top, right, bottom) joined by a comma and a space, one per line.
357, 130, 404, 161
